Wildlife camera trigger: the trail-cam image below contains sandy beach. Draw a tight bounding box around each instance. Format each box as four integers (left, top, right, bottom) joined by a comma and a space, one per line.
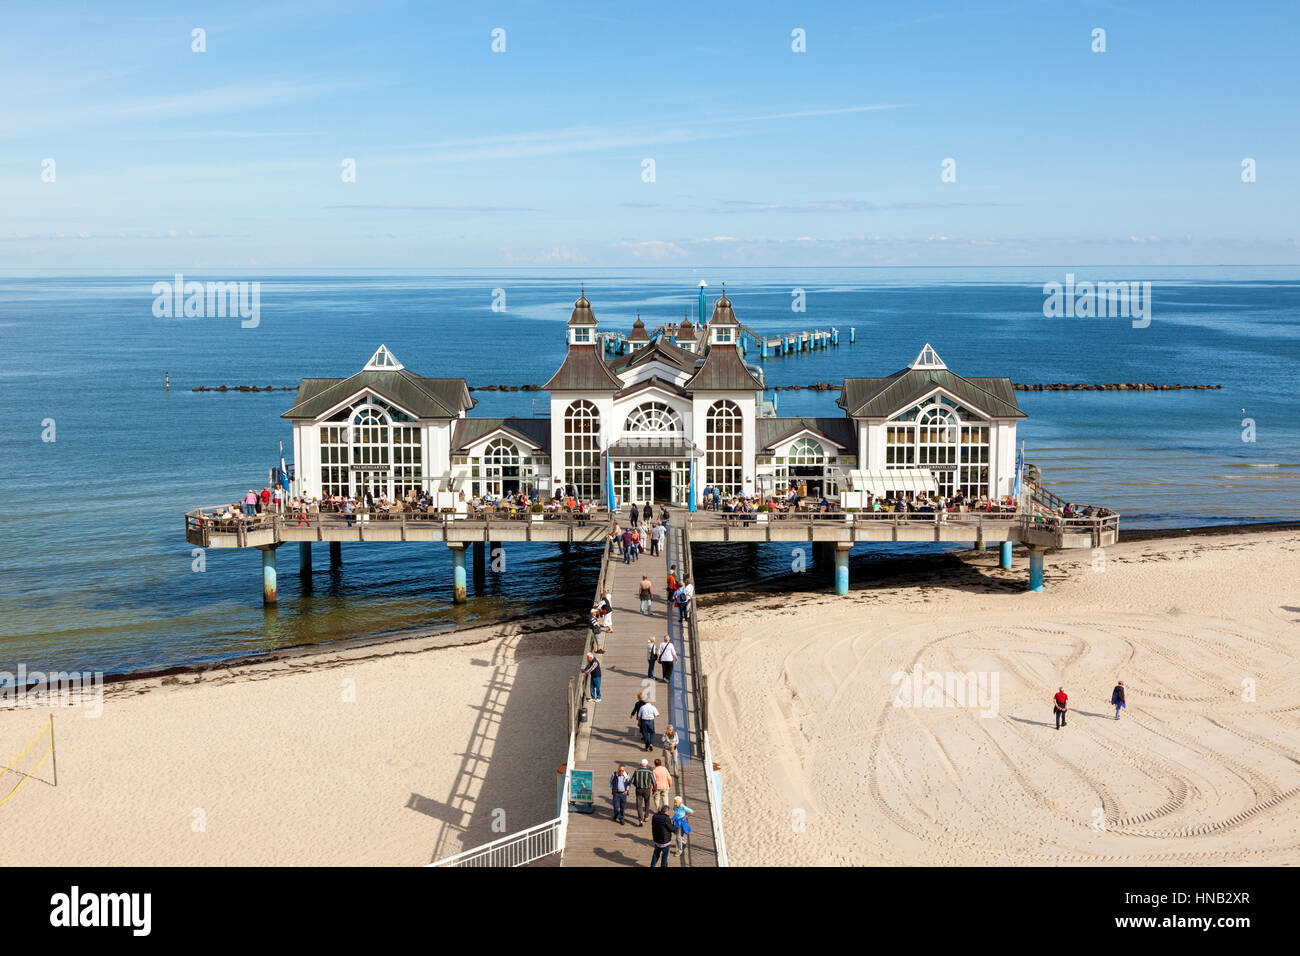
1, 618, 581, 866
702, 530, 1300, 866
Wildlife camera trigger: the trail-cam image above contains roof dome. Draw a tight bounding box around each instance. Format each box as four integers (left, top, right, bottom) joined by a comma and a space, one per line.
629, 313, 649, 341
567, 289, 596, 326
710, 292, 738, 327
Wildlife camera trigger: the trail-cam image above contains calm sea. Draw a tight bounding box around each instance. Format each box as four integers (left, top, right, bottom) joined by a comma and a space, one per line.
2, 267, 1297, 676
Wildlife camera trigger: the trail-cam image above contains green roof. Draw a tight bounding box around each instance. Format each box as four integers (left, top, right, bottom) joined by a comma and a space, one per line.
282, 369, 474, 420
755, 417, 856, 452
838, 367, 1024, 419
451, 417, 551, 454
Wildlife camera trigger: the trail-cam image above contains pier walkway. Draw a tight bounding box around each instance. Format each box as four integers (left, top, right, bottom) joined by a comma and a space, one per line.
560, 519, 720, 867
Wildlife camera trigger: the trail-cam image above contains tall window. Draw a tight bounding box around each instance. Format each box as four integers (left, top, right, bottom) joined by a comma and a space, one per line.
705, 400, 743, 496
885, 398, 989, 498
318, 396, 422, 498
483, 437, 521, 496
624, 402, 682, 434
564, 400, 602, 501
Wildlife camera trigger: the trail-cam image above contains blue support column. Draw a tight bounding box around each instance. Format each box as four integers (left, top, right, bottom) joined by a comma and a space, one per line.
299, 542, 312, 574
850, 327, 856, 344
999, 541, 1013, 569
835, 544, 851, 596
1029, 548, 1044, 593
260, 546, 278, 606
761, 339, 768, 359
449, 543, 467, 603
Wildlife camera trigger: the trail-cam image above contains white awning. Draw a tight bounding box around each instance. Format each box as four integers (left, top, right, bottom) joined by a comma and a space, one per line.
846, 468, 938, 495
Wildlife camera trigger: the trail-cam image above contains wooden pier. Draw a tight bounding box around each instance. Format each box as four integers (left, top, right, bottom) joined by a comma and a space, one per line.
559, 521, 720, 866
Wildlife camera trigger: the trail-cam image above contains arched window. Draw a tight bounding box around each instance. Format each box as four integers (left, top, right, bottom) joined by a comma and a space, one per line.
705, 400, 743, 497
787, 437, 825, 465
624, 402, 683, 434
564, 400, 602, 501
318, 395, 422, 499
482, 437, 521, 496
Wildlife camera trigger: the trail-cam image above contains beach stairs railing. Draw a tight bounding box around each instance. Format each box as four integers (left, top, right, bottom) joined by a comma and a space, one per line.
429, 522, 617, 868
429, 817, 563, 867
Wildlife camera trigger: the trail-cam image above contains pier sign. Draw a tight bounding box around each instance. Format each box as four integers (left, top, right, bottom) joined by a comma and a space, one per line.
634, 461, 673, 470
568, 769, 594, 812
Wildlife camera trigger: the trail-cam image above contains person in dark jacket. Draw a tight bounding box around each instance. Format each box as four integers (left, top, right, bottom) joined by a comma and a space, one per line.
609, 764, 630, 825
631, 758, 655, 825
642, 502, 652, 523
650, 807, 674, 866
1111, 681, 1126, 720
628, 503, 640, 527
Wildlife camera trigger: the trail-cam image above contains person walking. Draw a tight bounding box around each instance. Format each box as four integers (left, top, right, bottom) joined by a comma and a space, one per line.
631, 758, 655, 826
1053, 686, 1069, 729
609, 521, 622, 557
621, 528, 634, 564
651, 757, 672, 811
650, 805, 674, 867
628, 502, 640, 528
630, 692, 649, 743
609, 764, 630, 824
670, 796, 694, 856
638, 574, 654, 615
645, 639, 658, 679
642, 501, 652, 525
1111, 681, 1126, 720
661, 725, 680, 778
659, 504, 669, 526
638, 697, 660, 752
675, 576, 694, 627
600, 590, 613, 634
580, 653, 602, 701
666, 565, 678, 607
656, 636, 677, 684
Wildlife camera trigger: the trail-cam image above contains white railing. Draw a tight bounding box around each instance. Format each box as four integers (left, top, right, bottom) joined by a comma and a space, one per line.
429, 816, 562, 867
701, 730, 729, 867
429, 726, 577, 868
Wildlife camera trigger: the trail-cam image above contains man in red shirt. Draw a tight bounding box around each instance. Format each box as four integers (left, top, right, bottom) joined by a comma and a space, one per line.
1053, 687, 1069, 729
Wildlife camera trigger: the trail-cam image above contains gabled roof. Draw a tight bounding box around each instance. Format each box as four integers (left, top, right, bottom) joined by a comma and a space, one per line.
608, 337, 700, 375
282, 367, 474, 420
756, 417, 857, 453
838, 366, 1025, 420
614, 376, 690, 401
543, 346, 623, 391
629, 314, 649, 342
451, 417, 551, 454
684, 344, 765, 391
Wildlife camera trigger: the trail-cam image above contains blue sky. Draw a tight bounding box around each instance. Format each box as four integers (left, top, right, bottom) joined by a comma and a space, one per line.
1, 0, 1296, 268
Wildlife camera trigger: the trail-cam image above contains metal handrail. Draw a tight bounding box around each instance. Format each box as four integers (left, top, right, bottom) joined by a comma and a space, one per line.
429, 816, 562, 867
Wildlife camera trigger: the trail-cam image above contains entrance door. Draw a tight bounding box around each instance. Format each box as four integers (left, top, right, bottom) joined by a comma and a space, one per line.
653, 469, 672, 503
634, 469, 654, 504
353, 470, 385, 500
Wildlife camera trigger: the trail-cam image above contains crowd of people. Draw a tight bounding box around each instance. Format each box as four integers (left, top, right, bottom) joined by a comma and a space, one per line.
576, 508, 700, 866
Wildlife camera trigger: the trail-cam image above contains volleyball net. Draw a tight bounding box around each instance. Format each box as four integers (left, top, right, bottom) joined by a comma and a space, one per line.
0, 715, 57, 808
